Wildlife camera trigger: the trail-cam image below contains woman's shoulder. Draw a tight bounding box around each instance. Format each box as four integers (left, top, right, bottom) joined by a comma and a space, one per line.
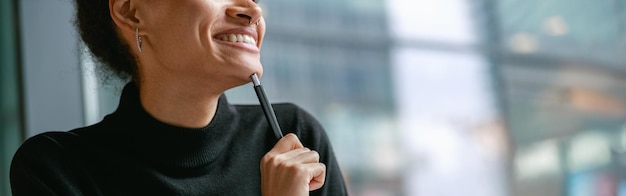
12, 131, 85, 160
272, 102, 306, 113
18, 131, 81, 148
268, 103, 316, 121
233, 102, 319, 127
271, 103, 331, 148
10, 131, 99, 195
10, 131, 85, 181
268, 103, 324, 132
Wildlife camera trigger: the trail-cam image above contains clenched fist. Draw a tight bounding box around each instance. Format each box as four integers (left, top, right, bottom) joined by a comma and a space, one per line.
260, 133, 326, 196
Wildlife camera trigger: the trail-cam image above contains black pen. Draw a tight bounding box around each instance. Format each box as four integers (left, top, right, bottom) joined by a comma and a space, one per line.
251, 73, 284, 140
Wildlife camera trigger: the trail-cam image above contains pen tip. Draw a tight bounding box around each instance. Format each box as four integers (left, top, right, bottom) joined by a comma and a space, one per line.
251, 73, 261, 86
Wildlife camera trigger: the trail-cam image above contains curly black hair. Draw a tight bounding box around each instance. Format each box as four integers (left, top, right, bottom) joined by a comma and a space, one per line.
74, 0, 138, 82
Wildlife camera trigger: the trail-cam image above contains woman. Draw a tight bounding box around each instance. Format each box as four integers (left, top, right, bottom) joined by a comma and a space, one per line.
10, 0, 348, 195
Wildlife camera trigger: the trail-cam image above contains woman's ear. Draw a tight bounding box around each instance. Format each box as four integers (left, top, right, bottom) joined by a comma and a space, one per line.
109, 0, 139, 34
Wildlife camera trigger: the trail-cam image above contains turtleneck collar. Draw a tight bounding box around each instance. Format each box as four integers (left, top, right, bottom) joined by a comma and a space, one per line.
105, 82, 241, 169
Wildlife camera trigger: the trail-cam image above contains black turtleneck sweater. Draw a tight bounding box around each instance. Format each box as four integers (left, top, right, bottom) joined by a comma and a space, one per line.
10, 82, 348, 195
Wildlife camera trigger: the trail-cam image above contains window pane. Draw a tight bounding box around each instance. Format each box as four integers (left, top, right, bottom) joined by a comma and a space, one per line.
1, 1, 23, 196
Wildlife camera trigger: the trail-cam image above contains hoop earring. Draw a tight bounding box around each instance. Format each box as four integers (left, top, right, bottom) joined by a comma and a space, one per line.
135, 26, 142, 52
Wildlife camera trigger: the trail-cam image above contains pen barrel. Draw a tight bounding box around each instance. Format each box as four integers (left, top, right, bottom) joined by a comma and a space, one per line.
254, 85, 284, 139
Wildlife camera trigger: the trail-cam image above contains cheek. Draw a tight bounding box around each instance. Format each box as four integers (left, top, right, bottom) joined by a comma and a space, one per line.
148, 1, 219, 41
151, 14, 221, 66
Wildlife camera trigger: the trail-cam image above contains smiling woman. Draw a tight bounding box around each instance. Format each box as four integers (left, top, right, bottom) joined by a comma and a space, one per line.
9, 0, 347, 195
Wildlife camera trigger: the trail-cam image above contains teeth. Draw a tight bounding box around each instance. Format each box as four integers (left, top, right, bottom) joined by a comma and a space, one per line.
218, 34, 257, 44
236, 34, 244, 42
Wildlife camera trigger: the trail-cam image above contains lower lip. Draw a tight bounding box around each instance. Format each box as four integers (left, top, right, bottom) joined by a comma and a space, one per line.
213, 39, 260, 53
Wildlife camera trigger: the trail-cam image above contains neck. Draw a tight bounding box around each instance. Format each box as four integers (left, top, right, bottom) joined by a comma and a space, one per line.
138, 78, 223, 129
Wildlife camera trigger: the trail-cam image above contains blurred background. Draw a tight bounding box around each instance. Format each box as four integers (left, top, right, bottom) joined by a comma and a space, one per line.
2, 0, 626, 195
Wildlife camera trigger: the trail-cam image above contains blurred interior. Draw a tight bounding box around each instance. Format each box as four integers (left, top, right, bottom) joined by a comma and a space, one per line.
1, 0, 626, 195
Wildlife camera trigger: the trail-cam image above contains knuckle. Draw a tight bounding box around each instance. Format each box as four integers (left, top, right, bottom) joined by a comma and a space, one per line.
311, 150, 320, 160
279, 161, 293, 169
286, 133, 300, 141
262, 154, 285, 168
261, 153, 273, 164
288, 164, 305, 173
270, 155, 284, 165
285, 133, 296, 138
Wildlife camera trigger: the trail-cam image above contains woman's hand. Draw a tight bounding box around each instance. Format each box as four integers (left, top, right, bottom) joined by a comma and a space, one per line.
260, 133, 326, 196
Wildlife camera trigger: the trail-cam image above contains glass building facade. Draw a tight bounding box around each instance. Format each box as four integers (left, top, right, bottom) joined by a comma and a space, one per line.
493, 0, 626, 195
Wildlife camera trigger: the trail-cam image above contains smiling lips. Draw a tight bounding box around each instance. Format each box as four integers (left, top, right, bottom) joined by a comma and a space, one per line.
215, 34, 257, 45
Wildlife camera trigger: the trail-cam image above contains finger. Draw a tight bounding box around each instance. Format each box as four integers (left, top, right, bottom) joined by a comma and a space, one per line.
269, 133, 304, 154
289, 150, 320, 164
274, 148, 311, 162
306, 163, 326, 191
261, 135, 305, 169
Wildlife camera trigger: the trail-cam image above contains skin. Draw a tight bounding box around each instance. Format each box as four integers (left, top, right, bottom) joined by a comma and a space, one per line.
108, 0, 326, 195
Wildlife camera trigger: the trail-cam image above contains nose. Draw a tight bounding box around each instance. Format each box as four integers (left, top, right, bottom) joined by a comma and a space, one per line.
226, 0, 263, 25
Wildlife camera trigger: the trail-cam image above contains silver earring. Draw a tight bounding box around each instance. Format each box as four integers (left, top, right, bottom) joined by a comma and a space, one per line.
135, 26, 142, 52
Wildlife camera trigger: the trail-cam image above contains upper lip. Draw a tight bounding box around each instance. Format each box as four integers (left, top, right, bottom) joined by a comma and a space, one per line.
213, 27, 259, 44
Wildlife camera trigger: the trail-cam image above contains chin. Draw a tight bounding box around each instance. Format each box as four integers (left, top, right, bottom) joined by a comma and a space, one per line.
230, 65, 262, 86
245, 62, 264, 79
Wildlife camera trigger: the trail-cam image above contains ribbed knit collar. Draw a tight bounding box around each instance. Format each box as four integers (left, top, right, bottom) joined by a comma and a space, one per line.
107, 82, 240, 170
